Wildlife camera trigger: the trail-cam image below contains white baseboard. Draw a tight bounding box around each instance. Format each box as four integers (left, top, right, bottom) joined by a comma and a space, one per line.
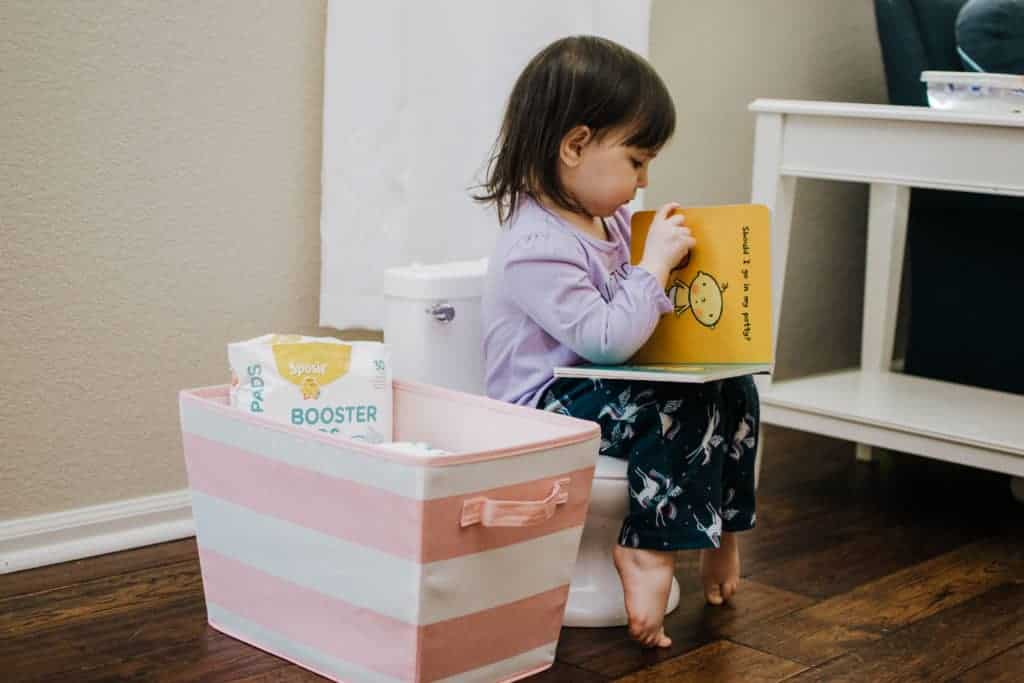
0, 490, 195, 574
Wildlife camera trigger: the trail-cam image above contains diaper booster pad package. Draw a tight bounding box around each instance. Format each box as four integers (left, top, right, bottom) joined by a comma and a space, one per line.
229, 334, 392, 442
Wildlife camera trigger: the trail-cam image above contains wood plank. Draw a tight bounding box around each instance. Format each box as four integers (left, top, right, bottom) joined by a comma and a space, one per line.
69, 631, 295, 683
1, 556, 211, 680
79, 635, 608, 683
554, 573, 803, 662
748, 512, 978, 599
736, 443, 910, 587
525, 661, 612, 683
3, 596, 209, 679
732, 537, 1024, 666
740, 494, 894, 584
786, 582, 1024, 682
755, 426, 854, 497
690, 582, 817, 642
748, 450, 1018, 598
0, 558, 202, 638
0, 537, 197, 600
130, 631, 295, 683
558, 580, 814, 679
5, 590, 300, 683
232, 668, 330, 683
613, 640, 806, 683
952, 642, 1024, 683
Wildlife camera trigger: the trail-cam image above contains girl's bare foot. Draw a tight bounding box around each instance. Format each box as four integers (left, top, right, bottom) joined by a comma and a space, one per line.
700, 532, 740, 605
612, 544, 675, 648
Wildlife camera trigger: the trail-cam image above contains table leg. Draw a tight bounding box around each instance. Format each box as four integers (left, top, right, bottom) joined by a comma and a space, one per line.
856, 183, 910, 463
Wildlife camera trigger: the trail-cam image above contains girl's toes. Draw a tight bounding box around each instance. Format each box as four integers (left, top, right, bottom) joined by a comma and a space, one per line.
704, 583, 724, 605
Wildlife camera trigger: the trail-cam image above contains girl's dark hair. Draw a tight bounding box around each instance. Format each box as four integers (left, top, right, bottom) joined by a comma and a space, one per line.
474, 35, 675, 224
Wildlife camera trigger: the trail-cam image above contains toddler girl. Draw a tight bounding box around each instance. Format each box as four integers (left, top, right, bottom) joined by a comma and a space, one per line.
476, 35, 758, 648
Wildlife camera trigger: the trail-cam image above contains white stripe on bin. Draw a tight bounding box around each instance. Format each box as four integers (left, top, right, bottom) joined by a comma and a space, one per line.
418, 526, 582, 623
192, 491, 584, 625
182, 398, 598, 500
191, 492, 420, 623
420, 441, 598, 499
206, 602, 405, 683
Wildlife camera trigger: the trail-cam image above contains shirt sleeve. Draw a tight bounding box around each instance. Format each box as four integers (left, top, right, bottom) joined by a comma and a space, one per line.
504, 231, 672, 365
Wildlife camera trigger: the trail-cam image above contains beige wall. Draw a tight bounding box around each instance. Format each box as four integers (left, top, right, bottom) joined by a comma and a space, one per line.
648, 0, 889, 380
1, 1, 886, 522
1, 1, 336, 519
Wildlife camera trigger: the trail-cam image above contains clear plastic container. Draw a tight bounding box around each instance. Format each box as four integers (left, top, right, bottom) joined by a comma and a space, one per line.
921, 70, 1024, 114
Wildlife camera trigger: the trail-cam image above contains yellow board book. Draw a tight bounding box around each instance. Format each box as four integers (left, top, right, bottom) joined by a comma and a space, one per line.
554, 204, 773, 383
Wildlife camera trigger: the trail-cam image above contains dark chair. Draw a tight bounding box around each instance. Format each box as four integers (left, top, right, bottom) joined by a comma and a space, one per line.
874, 0, 1024, 395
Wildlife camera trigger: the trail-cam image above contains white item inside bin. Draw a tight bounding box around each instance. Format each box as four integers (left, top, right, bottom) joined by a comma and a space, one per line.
392, 384, 586, 455
921, 70, 1024, 114
374, 441, 450, 457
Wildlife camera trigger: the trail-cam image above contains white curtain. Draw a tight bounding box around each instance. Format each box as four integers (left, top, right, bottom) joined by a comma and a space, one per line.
319, 0, 651, 330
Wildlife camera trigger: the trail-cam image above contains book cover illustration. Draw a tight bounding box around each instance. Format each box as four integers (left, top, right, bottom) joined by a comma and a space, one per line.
629, 204, 772, 366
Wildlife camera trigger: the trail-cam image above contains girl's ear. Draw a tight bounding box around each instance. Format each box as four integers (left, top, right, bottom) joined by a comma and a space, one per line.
559, 125, 592, 168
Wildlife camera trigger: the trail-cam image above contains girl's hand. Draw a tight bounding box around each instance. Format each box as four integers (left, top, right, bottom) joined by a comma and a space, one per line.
637, 202, 696, 288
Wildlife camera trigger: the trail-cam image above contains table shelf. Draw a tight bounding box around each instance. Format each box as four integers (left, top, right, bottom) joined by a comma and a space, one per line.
760, 370, 1024, 476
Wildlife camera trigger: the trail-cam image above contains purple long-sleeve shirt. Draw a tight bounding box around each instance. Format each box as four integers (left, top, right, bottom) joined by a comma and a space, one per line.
482, 197, 673, 407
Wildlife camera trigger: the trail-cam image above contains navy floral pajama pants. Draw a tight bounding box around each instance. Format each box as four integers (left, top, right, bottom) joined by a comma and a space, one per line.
539, 376, 758, 551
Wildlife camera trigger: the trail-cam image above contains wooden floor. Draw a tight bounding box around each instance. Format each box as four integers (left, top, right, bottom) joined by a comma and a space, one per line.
3, 426, 1023, 682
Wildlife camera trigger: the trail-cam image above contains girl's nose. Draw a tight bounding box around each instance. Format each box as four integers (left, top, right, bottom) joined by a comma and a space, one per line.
637, 168, 649, 188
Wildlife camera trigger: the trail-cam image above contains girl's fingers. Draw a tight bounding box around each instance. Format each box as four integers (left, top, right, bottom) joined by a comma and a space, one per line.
656, 202, 681, 220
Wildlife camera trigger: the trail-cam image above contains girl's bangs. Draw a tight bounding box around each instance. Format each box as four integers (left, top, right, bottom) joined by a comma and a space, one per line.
622, 94, 675, 151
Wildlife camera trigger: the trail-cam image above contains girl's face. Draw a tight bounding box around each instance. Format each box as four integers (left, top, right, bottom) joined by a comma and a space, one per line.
561, 127, 656, 218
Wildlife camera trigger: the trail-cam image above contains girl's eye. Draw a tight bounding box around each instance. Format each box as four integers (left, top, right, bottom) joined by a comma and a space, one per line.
631, 159, 643, 169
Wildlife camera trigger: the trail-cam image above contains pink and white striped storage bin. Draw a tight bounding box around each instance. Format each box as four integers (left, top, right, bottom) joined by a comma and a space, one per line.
179, 380, 601, 683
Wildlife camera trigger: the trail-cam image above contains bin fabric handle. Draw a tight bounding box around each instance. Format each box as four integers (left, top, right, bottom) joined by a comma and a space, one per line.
460, 478, 570, 528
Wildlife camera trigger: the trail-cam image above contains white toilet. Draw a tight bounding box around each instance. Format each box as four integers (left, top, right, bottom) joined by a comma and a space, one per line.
382, 259, 680, 627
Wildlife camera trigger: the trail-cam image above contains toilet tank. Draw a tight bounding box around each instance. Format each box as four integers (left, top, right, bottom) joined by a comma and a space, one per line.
382, 258, 488, 395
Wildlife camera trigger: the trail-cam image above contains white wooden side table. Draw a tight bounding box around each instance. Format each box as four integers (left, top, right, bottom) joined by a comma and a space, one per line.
748, 99, 1024, 496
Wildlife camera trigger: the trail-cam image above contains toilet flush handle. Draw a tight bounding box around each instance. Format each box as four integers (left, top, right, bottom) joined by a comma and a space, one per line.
426, 302, 456, 323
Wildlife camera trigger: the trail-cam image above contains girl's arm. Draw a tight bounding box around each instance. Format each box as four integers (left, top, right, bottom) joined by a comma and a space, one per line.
504, 232, 671, 365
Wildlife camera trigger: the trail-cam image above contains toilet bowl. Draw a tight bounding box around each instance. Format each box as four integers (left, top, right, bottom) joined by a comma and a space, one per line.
383, 259, 679, 628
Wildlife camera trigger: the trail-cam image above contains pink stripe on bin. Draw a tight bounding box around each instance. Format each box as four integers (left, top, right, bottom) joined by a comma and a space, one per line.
198, 547, 417, 680
420, 468, 594, 563
418, 585, 570, 681
199, 546, 570, 682
184, 431, 594, 564
183, 432, 423, 560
